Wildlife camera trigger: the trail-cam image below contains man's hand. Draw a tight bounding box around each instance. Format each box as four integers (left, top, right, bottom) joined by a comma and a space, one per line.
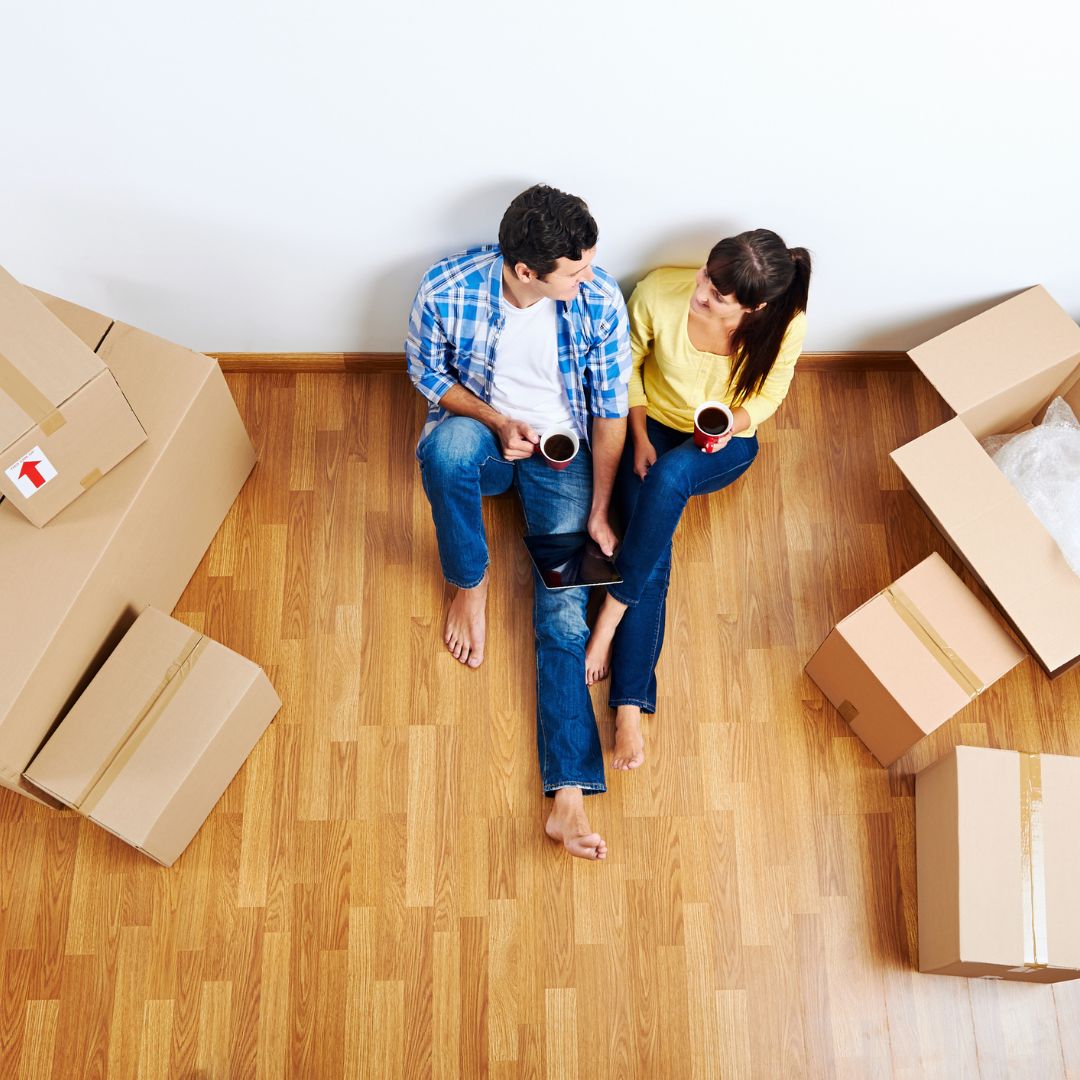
588, 510, 619, 558
634, 438, 658, 479
497, 417, 540, 460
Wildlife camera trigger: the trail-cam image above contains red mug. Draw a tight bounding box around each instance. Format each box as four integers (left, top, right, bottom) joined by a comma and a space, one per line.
693, 401, 734, 453
539, 426, 580, 471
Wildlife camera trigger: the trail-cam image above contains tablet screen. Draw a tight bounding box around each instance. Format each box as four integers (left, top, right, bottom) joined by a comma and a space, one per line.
522, 531, 623, 590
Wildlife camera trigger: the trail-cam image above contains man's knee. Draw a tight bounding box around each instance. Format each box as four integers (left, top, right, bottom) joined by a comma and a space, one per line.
535, 589, 588, 646
420, 417, 493, 474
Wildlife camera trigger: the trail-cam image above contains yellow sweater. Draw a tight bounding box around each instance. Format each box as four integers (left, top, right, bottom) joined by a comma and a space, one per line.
627, 267, 807, 437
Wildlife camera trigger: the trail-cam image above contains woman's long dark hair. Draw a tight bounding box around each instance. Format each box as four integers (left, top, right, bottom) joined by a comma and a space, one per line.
705, 229, 811, 406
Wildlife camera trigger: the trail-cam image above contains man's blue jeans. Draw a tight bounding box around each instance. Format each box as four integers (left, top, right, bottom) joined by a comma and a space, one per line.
418, 416, 605, 796
607, 416, 758, 713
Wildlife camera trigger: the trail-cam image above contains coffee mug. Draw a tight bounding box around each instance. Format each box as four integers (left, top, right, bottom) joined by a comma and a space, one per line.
539, 426, 580, 471
693, 401, 734, 453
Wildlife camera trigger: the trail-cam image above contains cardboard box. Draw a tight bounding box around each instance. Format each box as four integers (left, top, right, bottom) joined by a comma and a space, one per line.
0, 292, 256, 804
916, 745, 1080, 983
891, 287, 1080, 677
0, 266, 146, 525
805, 553, 1026, 766
25, 608, 280, 866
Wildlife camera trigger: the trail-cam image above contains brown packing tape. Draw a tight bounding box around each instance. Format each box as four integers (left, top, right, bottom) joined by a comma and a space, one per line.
0, 348, 59, 430
41, 409, 66, 436
78, 631, 206, 813
80, 468, 102, 490
883, 586, 984, 699
1015, 752, 1049, 972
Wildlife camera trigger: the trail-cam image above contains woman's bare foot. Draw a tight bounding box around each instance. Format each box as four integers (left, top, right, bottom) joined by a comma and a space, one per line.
444, 574, 488, 668
612, 705, 645, 770
544, 788, 607, 860
585, 594, 628, 685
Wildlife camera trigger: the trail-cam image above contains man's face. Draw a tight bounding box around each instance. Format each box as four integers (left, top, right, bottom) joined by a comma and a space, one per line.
516, 248, 596, 303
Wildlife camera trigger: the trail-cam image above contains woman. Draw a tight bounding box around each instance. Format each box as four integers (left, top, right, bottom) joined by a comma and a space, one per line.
585, 229, 811, 769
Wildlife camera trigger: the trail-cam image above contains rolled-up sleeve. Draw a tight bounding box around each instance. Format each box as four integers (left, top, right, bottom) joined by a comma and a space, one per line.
740, 312, 807, 430
405, 281, 456, 406
586, 289, 632, 419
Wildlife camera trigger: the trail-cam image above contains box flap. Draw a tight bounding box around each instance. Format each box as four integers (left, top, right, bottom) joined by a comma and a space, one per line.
0, 266, 104, 449
892, 420, 1080, 674
909, 287, 1080, 417
27, 288, 113, 352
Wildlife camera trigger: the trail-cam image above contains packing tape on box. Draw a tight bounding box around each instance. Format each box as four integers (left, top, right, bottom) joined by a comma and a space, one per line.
80, 468, 102, 490
883, 586, 984, 698
0, 350, 67, 435
78, 631, 207, 813
1015, 752, 1049, 972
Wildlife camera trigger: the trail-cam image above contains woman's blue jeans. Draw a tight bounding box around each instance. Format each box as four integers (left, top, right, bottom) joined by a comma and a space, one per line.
608, 416, 758, 713
418, 416, 605, 796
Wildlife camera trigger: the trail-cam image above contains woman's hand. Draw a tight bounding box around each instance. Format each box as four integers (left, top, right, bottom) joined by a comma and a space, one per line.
702, 430, 734, 454
634, 439, 658, 479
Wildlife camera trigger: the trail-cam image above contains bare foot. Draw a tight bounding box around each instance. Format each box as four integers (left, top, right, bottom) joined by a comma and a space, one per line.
585, 594, 628, 685
444, 574, 488, 669
544, 788, 607, 860
612, 706, 645, 770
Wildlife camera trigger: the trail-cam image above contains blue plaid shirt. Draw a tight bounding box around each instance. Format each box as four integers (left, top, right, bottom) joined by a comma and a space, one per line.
405, 245, 631, 450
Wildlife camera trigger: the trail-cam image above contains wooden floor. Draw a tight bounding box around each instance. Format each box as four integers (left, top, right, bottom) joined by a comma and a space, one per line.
2, 367, 1079, 1079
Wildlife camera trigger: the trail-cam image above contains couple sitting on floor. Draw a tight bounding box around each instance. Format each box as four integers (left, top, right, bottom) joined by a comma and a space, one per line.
406, 184, 811, 860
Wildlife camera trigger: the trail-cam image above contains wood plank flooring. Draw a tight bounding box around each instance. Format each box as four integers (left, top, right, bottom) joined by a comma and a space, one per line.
2, 368, 1079, 1079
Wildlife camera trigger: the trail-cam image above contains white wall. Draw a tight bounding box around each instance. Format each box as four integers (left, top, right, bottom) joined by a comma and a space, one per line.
2, 0, 1077, 352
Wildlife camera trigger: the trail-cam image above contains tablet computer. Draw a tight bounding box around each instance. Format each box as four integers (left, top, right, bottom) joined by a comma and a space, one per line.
522, 531, 623, 590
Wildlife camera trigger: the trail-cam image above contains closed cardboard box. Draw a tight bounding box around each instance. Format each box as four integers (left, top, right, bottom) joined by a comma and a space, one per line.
0, 291, 256, 804
805, 553, 1025, 766
891, 286, 1080, 677
916, 745, 1080, 983
0, 266, 146, 525
25, 607, 280, 866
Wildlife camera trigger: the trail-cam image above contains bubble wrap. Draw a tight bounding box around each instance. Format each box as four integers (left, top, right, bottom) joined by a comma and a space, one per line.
981, 396, 1080, 576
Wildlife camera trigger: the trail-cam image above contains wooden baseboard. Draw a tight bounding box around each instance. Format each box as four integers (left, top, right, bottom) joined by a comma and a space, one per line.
210, 350, 913, 374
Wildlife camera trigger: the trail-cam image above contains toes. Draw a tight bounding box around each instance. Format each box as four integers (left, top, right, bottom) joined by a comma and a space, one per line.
467, 653, 483, 669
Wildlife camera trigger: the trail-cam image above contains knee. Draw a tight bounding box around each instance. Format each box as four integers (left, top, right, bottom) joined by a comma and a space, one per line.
535, 591, 588, 647
420, 417, 490, 474
643, 451, 693, 500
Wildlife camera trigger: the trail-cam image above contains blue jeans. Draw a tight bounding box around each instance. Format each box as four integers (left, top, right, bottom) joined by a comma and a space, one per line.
418, 416, 605, 796
608, 416, 758, 713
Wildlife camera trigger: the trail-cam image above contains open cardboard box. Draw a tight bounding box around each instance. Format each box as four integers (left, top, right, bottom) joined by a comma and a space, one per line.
891, 286, 1080, 677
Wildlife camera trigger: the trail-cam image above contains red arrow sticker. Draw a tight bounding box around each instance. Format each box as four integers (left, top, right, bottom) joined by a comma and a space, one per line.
6, 446, 58, 498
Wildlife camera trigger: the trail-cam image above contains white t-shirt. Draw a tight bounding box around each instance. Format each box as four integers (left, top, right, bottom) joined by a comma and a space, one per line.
489, 297, 579, 438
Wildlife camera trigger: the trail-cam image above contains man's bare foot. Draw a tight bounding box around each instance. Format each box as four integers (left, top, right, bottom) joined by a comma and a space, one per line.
612, 705, 645, 770
585, 594, 628, 685
544, 788, 607, 860
444, 574, 488, 668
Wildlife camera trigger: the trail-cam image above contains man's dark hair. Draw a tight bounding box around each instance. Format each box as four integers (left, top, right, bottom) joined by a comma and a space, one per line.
498, 184, 598, 278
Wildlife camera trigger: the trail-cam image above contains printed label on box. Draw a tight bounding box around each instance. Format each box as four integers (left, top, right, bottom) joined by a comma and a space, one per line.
5, 446, 58, 498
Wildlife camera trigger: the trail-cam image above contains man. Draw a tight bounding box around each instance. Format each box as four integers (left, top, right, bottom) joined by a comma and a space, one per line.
405, 184, 630, 860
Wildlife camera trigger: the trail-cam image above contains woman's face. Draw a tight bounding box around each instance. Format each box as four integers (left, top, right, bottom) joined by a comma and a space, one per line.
690, 266, 760, 321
